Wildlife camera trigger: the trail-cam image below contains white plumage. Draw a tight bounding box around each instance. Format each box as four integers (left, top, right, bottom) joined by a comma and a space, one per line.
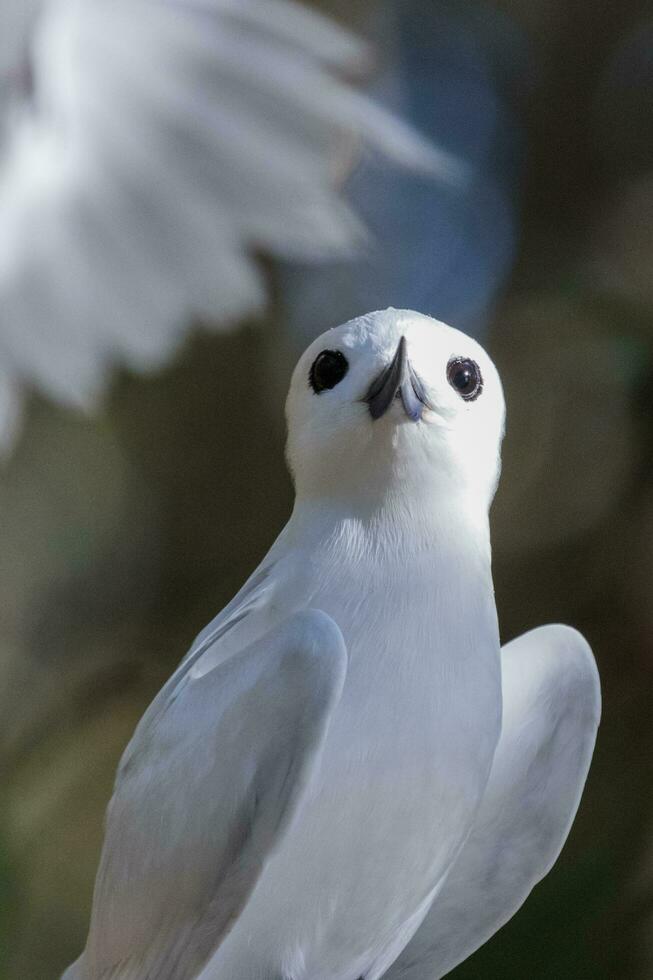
0, 0, 444, 444
64, 309, 600, 980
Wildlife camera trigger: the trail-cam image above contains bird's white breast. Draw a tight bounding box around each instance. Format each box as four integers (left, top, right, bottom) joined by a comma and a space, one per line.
205, 520, 502, 980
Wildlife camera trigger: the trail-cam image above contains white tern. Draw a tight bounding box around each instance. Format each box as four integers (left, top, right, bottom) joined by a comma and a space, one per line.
64, 308, 600, 980
0, 1, 446, 450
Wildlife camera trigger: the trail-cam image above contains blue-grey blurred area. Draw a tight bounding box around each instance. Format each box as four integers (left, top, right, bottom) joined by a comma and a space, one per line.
1, 0, 653, 978
281, 0, 527, 349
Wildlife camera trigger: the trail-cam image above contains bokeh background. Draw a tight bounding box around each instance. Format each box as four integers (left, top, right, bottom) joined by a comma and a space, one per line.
1, 0, 652, 977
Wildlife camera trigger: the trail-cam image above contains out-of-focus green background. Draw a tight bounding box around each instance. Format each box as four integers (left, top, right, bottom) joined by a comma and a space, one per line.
2, 0, 653, 977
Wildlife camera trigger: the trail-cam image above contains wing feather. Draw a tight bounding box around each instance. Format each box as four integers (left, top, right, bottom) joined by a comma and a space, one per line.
66, 609, 347, 980
0, 0, 448, 448
384, 624, 601, 980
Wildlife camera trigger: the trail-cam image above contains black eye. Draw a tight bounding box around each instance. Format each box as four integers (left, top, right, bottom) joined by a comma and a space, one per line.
309, 349, 349, 393
446, 357, 483, 401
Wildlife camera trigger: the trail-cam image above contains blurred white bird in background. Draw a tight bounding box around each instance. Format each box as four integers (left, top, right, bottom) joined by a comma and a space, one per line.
0, 0, 446, 448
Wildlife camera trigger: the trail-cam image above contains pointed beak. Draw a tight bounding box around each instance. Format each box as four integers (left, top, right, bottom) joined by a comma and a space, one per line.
364, 336, 434, 422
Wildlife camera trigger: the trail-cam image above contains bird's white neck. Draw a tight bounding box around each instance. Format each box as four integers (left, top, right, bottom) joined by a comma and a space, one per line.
287, 490, 492, 571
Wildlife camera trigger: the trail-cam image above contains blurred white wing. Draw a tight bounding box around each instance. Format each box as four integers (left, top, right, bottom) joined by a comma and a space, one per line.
63, 608, 347, 980
0, 0, 447, 444
384, 624, 601, 980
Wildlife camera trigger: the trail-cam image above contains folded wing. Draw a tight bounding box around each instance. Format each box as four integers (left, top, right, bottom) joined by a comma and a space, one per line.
64, 609, 347, 980
384, 624, 601, 980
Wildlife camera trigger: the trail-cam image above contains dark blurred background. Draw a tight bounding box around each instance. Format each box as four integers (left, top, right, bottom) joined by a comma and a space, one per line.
1, 0, 652, 977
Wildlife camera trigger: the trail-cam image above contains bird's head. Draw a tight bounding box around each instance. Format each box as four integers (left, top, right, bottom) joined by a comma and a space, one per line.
286, 309, 505, 516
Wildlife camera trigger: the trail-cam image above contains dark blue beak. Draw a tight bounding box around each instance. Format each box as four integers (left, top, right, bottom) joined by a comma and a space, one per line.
364, 336, 433, 422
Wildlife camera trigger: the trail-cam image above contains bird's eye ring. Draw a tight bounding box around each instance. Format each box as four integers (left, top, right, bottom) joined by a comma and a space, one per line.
446, 357, 483, 401
309, 350, 349, 393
